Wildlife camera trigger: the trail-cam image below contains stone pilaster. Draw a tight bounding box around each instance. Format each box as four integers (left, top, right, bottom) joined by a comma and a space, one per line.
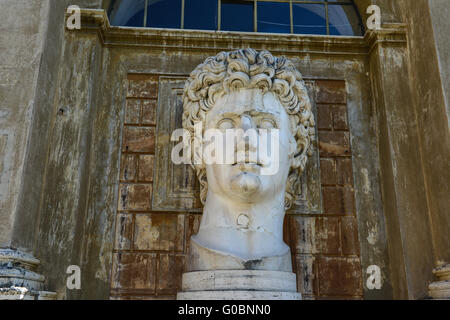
367, 24, 438, 299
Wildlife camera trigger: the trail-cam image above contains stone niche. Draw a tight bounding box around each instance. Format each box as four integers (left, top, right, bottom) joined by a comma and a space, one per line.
112, 72, 361, 300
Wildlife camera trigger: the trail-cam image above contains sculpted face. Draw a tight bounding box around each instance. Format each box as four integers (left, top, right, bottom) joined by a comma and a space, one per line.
181, 50, 315, 274
204, 88, 297, 203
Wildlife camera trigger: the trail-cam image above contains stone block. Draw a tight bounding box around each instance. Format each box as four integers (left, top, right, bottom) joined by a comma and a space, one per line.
322, 186, 342, 215
316, 80, 347, 104
127, 75, 158, 98
186, 214, 202, 254
332, 105, 349, 130
320, 158, 337, 185
290, 216, 316, 254
317, 257, 362, 296
120, 154, 136, 181
181, 270, 298, 292
118, 183, 152, 211
322, 186, 355, 215
341, 216, 360, 255
110, 295, 176, 300
134, 213, 185, 251
316, 217, 341, 255
157, 254, 185, 295
318, 131, 351, 157
177, 290, 301, 300
122, 127, 155, 153
114, 213, 133, 250
342, 186, 356, 214
178, 270, 301, 300
111, 253, 157, 290
295, 255, 317, 296
336, 158, 353, 186
125, 99, 140, 124
138, 155, 154, 182
316, 295, 363, 300
301, 295, 316, 300
141, 99, 157, 125
317, 104, 332, 130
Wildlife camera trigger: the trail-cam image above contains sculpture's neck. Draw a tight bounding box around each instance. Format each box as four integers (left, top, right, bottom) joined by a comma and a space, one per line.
193, 190, 288, 260
202, 191, 285, 230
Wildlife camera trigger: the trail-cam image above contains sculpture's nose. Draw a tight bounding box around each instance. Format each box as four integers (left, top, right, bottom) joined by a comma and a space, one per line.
235, 114, 258, 159
240, 114, 254, 131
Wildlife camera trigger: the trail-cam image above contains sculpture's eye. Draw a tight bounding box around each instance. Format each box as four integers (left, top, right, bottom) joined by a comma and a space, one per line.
217, 118, 235, 130
258, 119, 277, 129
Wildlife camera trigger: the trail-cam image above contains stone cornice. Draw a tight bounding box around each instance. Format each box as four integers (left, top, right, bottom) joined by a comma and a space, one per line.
67, 9, 407, 58
365, 23, 408, 55
68, 9, 370, 57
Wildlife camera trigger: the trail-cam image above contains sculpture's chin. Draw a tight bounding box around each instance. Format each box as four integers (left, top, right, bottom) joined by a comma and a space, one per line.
230, 172, 261, 199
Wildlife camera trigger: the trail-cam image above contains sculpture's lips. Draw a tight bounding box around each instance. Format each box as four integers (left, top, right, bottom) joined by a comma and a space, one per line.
232, 162, 262, 166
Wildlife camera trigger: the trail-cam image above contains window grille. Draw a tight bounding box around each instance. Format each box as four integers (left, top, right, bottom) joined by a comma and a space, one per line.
107, 0, 364, 36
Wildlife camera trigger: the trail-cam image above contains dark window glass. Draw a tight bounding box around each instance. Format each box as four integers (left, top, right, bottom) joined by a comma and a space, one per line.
293, 3, 326, 35
184, 0, 217, 30
147, 0, 182, 29
108, 0, 364, 37
328, 4, 364, 36
257, 1, 290, 34
221, 0, 254, 32
109, 0, 145, 27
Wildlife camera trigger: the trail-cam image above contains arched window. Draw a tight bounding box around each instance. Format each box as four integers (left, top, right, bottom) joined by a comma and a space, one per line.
108, 0, 364, 36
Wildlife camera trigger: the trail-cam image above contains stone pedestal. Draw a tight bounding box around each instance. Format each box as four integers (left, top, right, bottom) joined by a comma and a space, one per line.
177, 270, 301, 300
428, 263, 450, 299
0, 248, 56, 300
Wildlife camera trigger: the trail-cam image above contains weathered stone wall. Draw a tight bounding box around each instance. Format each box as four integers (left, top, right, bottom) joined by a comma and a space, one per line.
354, 0, 400, 28
396, 0, 450, 298
0, 0, 49, 247
365, 0, 450, 299
5, 1, 448, 300
1, 0, 105, 299
429, 0, 450, 126
0, 0, 103, 252
11, 0, 103, 251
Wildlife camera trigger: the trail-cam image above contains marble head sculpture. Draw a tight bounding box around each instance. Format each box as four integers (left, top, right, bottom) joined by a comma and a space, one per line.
182, 49, 315, 272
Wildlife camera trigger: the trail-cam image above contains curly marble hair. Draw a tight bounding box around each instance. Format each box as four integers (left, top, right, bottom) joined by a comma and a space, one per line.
182, 49, 315, 209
